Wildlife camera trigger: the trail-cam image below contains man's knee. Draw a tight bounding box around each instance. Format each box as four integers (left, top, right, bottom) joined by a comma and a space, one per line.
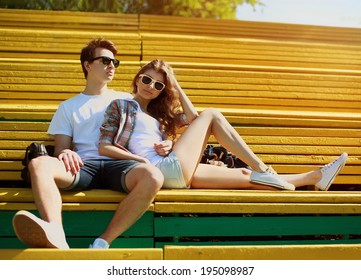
127, 164, 163, 194
28, 156, 69, 183
28, 156, 52, 175
142, 164, 164, 192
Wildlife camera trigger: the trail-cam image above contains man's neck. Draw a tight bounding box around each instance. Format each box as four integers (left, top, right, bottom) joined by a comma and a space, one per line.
83, 81, 109, 96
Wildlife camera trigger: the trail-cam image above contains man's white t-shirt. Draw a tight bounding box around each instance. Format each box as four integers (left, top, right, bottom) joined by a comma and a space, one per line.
48, 91, 132, 160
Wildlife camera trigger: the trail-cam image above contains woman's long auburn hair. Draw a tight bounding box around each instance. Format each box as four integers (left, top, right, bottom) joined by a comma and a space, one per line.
131, 59, 181, 139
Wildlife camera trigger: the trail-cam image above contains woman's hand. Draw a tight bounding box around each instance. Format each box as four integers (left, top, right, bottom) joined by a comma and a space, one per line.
154, 140, 173, 156
58, 149, 84, 174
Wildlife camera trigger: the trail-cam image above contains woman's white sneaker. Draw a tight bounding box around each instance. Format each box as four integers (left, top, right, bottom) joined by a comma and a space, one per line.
315, 152, 348, 191
250, 166, 295, 190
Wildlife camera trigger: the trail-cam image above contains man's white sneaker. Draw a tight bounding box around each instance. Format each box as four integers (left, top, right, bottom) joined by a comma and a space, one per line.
89, 238, 109, 249
316, 152, 348, 191
250, 166, 295, 191
12, 210, 69, 249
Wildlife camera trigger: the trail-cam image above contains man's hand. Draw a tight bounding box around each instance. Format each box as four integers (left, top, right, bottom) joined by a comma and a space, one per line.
58, 149, 84, 173
154, 140, 173, 156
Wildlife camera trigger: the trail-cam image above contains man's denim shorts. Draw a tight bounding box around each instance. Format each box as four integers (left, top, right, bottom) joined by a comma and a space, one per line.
63, 159, 141, 193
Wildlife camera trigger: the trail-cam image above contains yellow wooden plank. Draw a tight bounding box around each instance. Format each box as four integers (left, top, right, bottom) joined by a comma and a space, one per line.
0, 136, 358, 148
189, 97, 361, 110
140, 14, 361, 44
2, 188, 361, 204
173, 68, 361, 85
143, 44, 361, 65
0, 60, 139, 72
0, 248, 163, 260
0, 52, 138, 62
0, 141, 52, 149
1, 146, 359, 159
0, 9, 139, 32
155, 190, 361, 203
0, 161, 22, 170
0, 171, 21, 180
0, 202, 154, 212
0, 111, 54, 120
0, 188, 127, 203
0, 171, 358, 184
0, 122, 50, 131
160, 61, 361, 76
233, 127, 361, 138
0, 121, 359, 138
164, 244, 361, 260
0, 132, 50, 140
154, 202, 361, 214
144, 55, 361, 70
0, 27, 141, 40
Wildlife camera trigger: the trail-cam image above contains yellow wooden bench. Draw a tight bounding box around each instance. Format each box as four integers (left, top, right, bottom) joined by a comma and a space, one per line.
2, 188, 361, 250
0, 248, 163, 260
141, 33, 361, 70
0, 59, 141, 120
164, 244, 361, 260
0, 8, 138, 32
0, 28, 141, 61
0, 9, 360, 257
140, 14, 361, 45
0, 188, 156, 249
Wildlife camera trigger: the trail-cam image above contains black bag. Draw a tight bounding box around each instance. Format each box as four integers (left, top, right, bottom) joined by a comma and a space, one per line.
201, 145, 248, 168
21, 142, 54, 183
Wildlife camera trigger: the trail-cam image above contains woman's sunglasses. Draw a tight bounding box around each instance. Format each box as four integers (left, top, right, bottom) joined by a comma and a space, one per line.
139, 74, 165, 91
89, 56, 120, 68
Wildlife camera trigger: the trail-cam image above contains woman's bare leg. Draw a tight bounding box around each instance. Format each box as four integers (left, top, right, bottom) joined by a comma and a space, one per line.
173, 108, 270, 185
191, 164, 321, 189
191, 164, 277, 190
280, 171, 321, 187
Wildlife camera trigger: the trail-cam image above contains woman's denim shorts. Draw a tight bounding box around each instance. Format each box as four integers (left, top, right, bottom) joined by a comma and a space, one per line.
155, 151, 189, 189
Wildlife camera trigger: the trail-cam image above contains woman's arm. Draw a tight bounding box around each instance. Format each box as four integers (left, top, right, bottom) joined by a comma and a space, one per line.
172, 73, 199, 123
99, 142, 150, 164
99, 100, 150, 164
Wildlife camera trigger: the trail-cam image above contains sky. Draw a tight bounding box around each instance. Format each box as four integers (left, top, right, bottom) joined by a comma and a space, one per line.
237, 0, 361, 28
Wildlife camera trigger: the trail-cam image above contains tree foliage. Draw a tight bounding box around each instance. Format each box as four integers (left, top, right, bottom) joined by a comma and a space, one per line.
0, 0, 264, 19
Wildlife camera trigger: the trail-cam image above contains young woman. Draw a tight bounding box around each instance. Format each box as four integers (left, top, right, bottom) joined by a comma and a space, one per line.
99, 59, 347, 191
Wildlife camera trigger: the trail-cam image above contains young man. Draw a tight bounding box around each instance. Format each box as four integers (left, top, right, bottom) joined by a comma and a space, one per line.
12, 38, 164, 249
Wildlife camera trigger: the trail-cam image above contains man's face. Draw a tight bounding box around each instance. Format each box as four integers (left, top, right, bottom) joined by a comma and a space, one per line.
87, 48, 117, 83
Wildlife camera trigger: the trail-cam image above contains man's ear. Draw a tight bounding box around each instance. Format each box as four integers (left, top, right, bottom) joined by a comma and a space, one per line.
84, 61, 91, 71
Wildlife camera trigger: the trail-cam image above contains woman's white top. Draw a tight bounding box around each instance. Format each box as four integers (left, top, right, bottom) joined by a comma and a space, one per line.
126, 99, 165, 166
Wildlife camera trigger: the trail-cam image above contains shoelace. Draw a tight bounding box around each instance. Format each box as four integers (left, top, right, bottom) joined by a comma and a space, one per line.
265, 166, 277, 175
321, 159, 337, 172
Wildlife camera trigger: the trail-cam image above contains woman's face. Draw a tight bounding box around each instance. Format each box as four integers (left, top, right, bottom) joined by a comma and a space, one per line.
136, 69, 165, 100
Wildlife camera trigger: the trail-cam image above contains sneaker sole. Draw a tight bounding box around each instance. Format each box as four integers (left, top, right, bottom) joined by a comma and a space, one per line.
13, 211, 57, 248
251, 179, 295, 191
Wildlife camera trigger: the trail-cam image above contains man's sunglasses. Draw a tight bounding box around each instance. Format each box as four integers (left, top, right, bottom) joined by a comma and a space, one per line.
89, 56, 120, 68
139, 74, 165, 91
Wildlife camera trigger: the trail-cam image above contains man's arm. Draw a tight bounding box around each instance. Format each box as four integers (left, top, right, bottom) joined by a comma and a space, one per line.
54, 134, 83, 173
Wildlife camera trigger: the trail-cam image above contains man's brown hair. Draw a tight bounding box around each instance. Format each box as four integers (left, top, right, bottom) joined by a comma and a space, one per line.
80, 38, 117, 78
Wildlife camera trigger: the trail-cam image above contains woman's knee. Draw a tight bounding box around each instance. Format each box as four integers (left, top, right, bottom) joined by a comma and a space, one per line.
200, 108, 223, 120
